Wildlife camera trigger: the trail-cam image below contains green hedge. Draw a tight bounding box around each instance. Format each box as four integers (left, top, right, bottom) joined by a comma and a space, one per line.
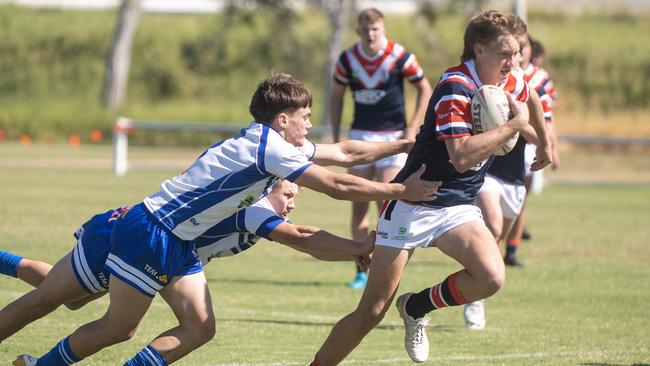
0, 6, 648, 143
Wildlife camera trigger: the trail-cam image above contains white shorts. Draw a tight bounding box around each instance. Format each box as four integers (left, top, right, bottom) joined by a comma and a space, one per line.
375, 201, 484, 250
524, 142, 545, 194
478, 174, 526, 220
348, 129, 407, 171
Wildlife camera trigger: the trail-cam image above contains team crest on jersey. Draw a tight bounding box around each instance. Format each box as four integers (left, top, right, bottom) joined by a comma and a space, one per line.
354, 89, 387, 105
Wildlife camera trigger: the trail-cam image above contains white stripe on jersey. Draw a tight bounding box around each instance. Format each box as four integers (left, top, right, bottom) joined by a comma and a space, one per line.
196, 197, 284, 264
346, 42, 404, 89
436, 121, 473, 132
143, 122, 312, 240
434, 94, 471, 113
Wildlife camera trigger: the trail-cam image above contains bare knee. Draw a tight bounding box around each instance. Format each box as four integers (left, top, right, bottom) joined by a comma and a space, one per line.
354, 300, 390, 331
181, 315, 216, 347
101, 317, 140, 344
478, 266, 506, 298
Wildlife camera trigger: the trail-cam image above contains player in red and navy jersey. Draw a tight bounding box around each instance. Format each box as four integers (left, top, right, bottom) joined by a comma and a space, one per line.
468, 31, 554, 329
310, 11, 552, 365
503, 36, 562, 266
331, 7, 432, 289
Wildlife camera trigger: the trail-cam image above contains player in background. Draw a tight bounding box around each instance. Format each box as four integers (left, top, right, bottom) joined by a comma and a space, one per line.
330, 7, 433, 289
11, 72, 439, 366
464, 31, 552, 330
503, 37, 561, 266
309, 11, 553, 365
0, 180, 373, 345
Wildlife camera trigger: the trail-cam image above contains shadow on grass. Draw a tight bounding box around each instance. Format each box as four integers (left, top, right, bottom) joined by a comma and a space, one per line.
207, 277, 343, 288
581, 364, 650, 366
220, 317, 459, 332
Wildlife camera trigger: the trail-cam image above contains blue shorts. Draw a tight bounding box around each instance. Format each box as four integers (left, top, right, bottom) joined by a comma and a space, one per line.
107, 203, 203, 297
70, 210, 117, 294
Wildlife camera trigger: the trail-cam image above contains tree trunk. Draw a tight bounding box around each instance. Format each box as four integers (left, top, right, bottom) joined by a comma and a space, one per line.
101, 0, 142, 110
311, 0, 354, 141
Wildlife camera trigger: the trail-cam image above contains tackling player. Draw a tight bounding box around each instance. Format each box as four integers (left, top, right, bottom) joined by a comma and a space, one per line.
331, 8, 432, 289
309, 11, 552, 365
9, 72, 439, 366
0, 180, 372, 347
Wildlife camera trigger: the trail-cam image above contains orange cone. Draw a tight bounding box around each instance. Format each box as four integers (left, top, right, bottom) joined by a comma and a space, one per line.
90, 130, 103, 143
19, 134, 32, 145
68, 134, 81, 148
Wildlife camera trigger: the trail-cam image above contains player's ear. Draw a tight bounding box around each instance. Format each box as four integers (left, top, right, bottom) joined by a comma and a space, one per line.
277, 112, 289, 129
473, 43, 483, 58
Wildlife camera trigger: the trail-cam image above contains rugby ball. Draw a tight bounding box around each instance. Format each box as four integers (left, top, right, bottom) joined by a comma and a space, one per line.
470, 85, 518, 156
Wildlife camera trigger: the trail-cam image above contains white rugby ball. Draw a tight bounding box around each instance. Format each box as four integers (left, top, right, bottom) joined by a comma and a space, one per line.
470, 85, 518, 156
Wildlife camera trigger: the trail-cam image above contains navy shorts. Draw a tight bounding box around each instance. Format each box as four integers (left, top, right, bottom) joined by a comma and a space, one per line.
107, 203, 203, 297
71, 209, 118, 294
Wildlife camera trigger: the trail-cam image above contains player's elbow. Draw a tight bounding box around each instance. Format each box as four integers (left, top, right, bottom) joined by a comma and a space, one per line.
449, 157, 471, 173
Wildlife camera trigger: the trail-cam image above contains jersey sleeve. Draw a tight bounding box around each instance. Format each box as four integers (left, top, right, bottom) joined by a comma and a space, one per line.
263, 133, 313, 182
297, 138, 317, 161
243, 202, 285, 240
333, 51, 350, 85
400, 52, 424, 83
426, 79, 474, 141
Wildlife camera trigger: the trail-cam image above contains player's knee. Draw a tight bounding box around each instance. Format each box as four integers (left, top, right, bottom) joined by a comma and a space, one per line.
356, 301, 389, 328
481, 266, 506, 297
194, 318, 216, 345
101, 318, 140, 343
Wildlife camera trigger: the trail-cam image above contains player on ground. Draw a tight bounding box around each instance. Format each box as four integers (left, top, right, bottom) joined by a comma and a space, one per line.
464, 32, 552, 330
0, 180, 373, 345
11, 72, 439, 366
309, 11, 552, 365
331, 7, 433, 289
503, 36, 561, 266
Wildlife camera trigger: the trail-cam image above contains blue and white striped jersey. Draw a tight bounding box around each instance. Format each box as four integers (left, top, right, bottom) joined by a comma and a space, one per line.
143, 121, 315, 240
195, 197, 285, 264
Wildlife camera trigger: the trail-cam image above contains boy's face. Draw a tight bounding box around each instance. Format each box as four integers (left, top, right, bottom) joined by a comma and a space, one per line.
474, 34, 520, 85
282, 107, 312, 147
356, 19, 385, 54
268, 180, 298, 217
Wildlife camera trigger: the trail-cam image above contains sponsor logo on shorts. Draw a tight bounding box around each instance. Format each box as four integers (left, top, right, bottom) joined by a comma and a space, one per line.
390, 226, 409, 241
377, 231, 389, 239
144, 264, 158, 277
97, 272, 109, 288
158, 275, 168, 284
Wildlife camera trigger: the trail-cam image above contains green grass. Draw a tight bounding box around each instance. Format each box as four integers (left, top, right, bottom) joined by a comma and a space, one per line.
0, 143, 649, 365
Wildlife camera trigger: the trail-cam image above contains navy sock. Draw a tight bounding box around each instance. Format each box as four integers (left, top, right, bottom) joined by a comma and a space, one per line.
123, 345, 168, 366
36, 336, 81, 365
0, 250, 23, 278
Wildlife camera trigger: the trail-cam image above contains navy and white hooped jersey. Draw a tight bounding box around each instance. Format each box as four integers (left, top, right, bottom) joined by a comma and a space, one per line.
143, 121, 313, 241
334, 37, 424, 132
392, 60, 530, 207
195, 197, 285, 264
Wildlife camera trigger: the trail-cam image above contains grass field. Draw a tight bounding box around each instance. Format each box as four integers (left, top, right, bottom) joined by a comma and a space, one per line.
1, 143, 649, 365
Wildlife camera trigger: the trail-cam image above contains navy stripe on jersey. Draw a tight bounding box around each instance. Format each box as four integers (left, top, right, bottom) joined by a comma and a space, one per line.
153, 164, 272, 230
285, 163, 312, 182
256, 124, 270, 173
255, 216, 284, 238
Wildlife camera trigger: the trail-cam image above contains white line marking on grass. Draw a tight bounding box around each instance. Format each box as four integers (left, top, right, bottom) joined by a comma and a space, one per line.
207, 349, 649, 366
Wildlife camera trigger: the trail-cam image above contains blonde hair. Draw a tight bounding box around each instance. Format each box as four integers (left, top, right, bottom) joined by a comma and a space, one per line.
461, 10, 528, 61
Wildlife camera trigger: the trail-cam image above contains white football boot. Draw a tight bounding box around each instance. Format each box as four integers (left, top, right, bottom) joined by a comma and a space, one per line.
13, 355, 38, 366
395, 293, 431, 363
463, 300, 486, 330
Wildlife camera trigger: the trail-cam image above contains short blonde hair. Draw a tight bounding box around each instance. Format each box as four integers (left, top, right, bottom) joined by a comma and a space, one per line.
461, 10, 528, 61
357, 8, 384, 24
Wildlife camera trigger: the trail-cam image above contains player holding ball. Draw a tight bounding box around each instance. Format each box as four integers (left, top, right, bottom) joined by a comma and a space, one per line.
310, 10, 552, 365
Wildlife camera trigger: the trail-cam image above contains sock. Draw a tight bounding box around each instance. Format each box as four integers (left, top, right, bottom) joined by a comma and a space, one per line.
124, 345, 168, 366
309, 354, 320, 366
0, 250, 23, 278
506, 239, 520, 257
36, 336, 82, 365
405, 271, 468, 319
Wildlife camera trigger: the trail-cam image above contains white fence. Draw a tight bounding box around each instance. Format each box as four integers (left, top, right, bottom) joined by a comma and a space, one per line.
112, 117, 650, 177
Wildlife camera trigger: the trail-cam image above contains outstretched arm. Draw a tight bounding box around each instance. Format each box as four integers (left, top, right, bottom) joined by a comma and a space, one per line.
268, 222, 373, 261
294, 164, 440, 202
312, 139, 413, 168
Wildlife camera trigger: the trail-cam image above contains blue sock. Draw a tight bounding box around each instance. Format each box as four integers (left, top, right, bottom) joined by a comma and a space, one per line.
0, 250, 23, 278
123, 345, 168, 366
36, 336, 81, 365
